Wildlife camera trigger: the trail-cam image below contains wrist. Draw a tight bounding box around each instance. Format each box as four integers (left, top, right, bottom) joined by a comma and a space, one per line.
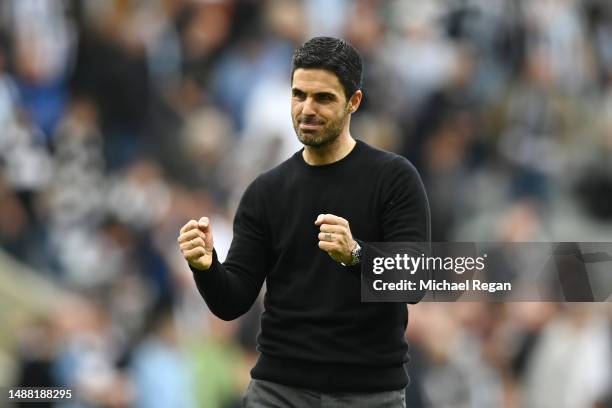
341, 240, 362, 266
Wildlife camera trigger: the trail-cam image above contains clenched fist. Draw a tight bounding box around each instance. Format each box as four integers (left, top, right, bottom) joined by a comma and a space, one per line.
178, 217, 214, 271
315, 213, 357, 265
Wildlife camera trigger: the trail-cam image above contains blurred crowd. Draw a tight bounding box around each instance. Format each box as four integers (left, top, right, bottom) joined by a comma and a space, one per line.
0, 0, 611, 407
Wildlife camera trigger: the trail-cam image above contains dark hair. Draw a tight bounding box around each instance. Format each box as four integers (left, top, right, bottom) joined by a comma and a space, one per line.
292, 36, 363, 100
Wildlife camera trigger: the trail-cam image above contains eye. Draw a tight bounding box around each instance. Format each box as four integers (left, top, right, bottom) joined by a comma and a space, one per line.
292, 90, 306, 100
316, 93, 336, 103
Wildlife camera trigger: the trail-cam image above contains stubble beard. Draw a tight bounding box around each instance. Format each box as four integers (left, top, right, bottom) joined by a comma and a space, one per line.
294, 110, 349, 148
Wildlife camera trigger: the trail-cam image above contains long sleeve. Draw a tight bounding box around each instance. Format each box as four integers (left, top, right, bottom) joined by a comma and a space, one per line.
191, 178, 271, 320
360, 156, 431, 303
379, 156, 430, 244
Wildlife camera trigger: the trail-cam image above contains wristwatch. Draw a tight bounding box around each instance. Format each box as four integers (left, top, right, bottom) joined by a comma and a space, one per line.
342, 240, 362, 266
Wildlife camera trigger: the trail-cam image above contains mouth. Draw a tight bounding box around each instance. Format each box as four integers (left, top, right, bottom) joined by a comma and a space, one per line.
298, 119, 324, 131
299, 123, 322, 131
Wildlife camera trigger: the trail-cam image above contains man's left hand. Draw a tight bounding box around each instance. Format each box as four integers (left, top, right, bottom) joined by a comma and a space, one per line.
315, 214, 357, 265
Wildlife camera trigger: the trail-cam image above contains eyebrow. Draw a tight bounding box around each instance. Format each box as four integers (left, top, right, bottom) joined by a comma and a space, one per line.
315, 92, 337, 99
292, 88, 338, 99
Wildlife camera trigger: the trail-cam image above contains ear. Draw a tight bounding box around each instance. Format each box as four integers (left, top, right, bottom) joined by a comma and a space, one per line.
348, 90, 363, 114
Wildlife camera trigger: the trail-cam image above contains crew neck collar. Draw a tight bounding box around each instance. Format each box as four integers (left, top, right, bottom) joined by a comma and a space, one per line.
297, 139, 363, 170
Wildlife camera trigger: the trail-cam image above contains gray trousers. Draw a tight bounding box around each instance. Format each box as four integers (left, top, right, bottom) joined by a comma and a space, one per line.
243, 379, 406, 408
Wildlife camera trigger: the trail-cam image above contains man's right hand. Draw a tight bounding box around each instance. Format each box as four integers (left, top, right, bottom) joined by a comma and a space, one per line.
178, 217, 214, 271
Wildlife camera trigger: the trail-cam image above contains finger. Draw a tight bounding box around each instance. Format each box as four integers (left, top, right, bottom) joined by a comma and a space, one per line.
180, 242, 199, 252
180, 220, 199, 234
180, 237, 205, 251
178, 229, 206, 244
318, 232, 341, 242
318, 240, 338, 252
184, 247, 206, 260
319, 224, 347, 234
315, 214, 348, 227
190, 237, 205, 248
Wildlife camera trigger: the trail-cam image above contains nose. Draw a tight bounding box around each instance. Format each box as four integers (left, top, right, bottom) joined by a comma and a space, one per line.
302, 97, 317, 116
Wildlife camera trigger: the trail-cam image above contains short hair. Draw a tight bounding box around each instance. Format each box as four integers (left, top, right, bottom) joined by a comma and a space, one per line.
292, 37, 363, 100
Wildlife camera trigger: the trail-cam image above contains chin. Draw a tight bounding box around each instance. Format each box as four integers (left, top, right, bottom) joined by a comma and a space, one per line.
300, 138, 323, 147
298, 132, 320, 146
297, 131, 337, 148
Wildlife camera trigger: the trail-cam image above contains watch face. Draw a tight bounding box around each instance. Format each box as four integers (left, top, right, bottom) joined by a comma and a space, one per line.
355, 243, 362, 254
353, 243, 362, 263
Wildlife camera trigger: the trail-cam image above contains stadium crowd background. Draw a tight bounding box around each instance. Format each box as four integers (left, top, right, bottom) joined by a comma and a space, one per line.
0, 0, 611, 407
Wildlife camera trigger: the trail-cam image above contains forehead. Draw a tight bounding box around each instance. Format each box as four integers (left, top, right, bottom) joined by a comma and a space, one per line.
292, 68, 344, 95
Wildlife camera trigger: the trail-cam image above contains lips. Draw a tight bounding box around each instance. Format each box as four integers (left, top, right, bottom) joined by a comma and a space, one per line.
298, 118, 324, 130
299, 123, 322, 130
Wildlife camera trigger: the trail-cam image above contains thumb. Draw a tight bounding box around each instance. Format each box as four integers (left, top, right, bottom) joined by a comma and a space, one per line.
198, 217, 214, 249
198, 217, 209, 229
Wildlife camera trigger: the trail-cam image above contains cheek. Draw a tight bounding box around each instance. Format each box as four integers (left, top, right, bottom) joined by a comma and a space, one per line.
315, 106, 334, 119
326, 106, 346, 122
291, 103, 301, 118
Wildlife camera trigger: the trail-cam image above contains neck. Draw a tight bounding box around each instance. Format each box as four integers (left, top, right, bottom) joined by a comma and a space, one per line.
302, 131, 356, 166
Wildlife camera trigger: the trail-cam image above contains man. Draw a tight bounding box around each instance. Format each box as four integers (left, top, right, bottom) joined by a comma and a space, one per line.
178, 37, 430, 407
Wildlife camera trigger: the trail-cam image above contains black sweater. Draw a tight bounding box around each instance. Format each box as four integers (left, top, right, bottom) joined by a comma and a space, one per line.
192, 140, 430, 392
